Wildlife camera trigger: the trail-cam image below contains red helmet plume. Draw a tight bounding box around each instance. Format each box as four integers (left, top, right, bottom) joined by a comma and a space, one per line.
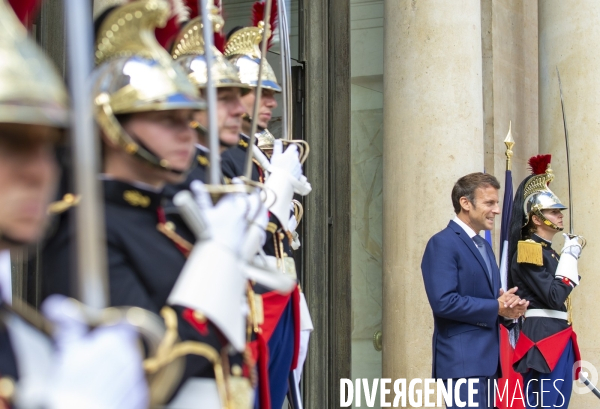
251, 0, 278, 49
156, 0, 190, 50
528, 154, 552, 175
181, 0, 226, 52
184, 0, 199, 19
214, 32, 226, 53
7, 0, 41, 27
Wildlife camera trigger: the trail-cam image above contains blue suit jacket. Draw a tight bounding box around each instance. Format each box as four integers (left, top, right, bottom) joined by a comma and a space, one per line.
421, 220, 501, 379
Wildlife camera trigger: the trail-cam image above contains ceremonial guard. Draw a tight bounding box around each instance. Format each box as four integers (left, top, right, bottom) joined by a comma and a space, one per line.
220, 5, 313, 407
508, 155, 583, 408
0, 1, 149, 407
163, 4, 249, 225
40, 0, 271, 407
220, 2, 282, 183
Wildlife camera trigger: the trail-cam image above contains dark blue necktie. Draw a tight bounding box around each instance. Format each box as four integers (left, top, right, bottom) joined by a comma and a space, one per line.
472, 234, 492, 280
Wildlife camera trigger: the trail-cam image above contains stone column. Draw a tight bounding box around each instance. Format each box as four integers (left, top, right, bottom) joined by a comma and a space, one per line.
481, 1, 539, 255
382, 0, 484, 385
539, 2, 600, 407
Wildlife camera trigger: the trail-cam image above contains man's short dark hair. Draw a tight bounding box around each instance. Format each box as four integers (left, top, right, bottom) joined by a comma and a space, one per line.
451, 172, 500, 214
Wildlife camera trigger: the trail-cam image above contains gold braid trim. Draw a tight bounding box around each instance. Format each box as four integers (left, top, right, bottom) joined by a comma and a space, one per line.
566, 295, 573, 326
144, 307, 230, 408
148, 341, 228, 405
156, 223, 193, 254
0, 377, 15, 406
95, 0, 171, 65
517, 240, 543, 266
246, 284, 260, 337
47, 193, 80, 215
172, 17, 205, 59
523, 170, 554, 201
223, 26, 265, 59
278, 232, 286, 274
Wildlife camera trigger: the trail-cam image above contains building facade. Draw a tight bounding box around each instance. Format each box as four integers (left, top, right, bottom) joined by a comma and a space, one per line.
17, 0, 600, 407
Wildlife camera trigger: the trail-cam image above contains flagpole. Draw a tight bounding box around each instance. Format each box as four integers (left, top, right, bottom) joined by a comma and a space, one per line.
505, 121, 515, 171
497, 121, 524, 409
499, 121, 515, 291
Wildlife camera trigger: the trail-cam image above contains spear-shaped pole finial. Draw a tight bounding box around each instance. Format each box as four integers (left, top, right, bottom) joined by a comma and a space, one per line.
504, 120, 515, 171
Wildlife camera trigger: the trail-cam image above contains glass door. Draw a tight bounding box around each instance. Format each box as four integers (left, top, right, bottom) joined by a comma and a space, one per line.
350, 0, 384, 407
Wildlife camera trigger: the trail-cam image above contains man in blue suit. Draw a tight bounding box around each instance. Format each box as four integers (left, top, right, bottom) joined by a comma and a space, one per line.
422, 173, 529, 408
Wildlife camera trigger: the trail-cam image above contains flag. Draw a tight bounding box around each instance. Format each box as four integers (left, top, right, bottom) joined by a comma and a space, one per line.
496, 125, 524, 409
499, 168, 513, 291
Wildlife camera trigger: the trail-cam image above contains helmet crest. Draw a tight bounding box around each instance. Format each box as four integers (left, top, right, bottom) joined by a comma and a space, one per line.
528, 154, 552, 176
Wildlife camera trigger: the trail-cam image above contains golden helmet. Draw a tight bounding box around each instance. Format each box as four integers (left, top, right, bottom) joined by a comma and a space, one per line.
522, 155, 567, 230
223, 25, 281, 93
172, 17, 250, 91
92, 0, 205, 172
0, 0, 68, 128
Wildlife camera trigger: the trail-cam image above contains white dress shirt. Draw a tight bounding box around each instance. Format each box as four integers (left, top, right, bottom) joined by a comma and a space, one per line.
452, 216, 478, 239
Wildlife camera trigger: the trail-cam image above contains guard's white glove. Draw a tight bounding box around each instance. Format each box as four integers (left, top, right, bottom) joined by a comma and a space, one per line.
270, 141, 312, 196
172, 180, 268, 352
294, 175, 312, 196
560, 233, 582, 259
288, 215, 301, 250
43, 295, 149, 409
265, 141, 311, 226
555, 233, 582, 286
190, 178, 269, 261
190, 180, 248, 255
270, 140, 302, 179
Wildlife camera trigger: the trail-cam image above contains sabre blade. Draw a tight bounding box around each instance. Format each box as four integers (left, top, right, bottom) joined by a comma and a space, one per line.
556, 67, 574, 235
64, 0, 109, 309
244, 0, 273, 179
199, 0, 222, 185
287, 371, 304, 409
579, 372, 600, 399
278, 0, 293, 140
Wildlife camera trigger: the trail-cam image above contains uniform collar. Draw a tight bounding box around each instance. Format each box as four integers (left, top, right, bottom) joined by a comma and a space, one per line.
196, 143, 209, 153
195, 146, 209, 167
103, 179, 162, 211
238, 133, 260, 149
238, 133, 250, 150
530, 233, 552, 248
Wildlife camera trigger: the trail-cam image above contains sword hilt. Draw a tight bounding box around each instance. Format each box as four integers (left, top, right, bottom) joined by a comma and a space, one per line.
566, 233, 587, 249
281, 140, 310, 165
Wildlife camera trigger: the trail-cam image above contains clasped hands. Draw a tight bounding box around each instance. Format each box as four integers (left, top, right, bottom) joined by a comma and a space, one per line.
497, 287, 529, 319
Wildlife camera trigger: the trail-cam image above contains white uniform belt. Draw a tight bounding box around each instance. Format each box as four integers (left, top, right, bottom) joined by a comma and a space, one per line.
258, 255, 297, 280
525, 309, 568, 320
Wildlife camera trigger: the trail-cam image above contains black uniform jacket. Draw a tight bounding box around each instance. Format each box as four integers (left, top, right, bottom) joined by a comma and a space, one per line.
510, 234, 574, 373
40, 178, 227, 388
163, 145, 209, 202
162, 146, 209, 243
220, 134, 261, 183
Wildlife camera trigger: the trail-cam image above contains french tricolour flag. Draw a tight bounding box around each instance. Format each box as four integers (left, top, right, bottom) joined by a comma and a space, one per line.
495, 127, 524, 409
